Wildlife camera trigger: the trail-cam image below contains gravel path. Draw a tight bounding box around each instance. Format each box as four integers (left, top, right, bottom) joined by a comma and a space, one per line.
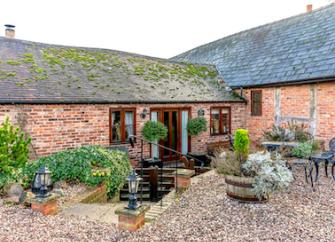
1, 166, 334, 241
126, 166, 335, 242
0, 202, 129, 242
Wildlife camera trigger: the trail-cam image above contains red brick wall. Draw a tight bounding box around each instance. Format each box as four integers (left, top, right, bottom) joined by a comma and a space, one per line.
0, 102, 246, 165
244, 88, 276, 141
244, 81, 335, 146
317, 82, 335, 145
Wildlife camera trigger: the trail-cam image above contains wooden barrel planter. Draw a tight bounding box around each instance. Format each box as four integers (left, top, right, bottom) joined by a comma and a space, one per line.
225, 175, 267, 203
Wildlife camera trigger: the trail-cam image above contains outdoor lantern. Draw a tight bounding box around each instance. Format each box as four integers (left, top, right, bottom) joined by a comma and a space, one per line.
32, 165, 53, 198
140, 108, 148, 119
198, 108, 205, 117
126, 169, 142, 210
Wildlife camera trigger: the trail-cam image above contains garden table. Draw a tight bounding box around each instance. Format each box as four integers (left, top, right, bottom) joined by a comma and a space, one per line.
261, 141, 299, 154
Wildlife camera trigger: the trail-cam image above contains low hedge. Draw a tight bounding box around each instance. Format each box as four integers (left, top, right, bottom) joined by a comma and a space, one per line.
20, 146, 131, 198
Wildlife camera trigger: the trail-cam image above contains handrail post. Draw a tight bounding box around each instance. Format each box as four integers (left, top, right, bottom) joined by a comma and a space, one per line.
129, 134, 203, 204
160, 164, 163, 207
140, 139, 143, 205
175, 159, 178, 193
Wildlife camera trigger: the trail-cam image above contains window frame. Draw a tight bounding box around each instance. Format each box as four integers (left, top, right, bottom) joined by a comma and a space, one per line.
210, 106, 231, 136
250, 90, 262, 116
109, 108, 136, 144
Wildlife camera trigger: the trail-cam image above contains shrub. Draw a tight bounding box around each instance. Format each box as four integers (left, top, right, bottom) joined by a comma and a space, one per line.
242, 151, 293, 199
234, 129, 249, 162
21, 146, 131, 198
211, 149, 241, 176
263, 122, 312, 142
263, 125, 292, 142
292, 141, 319, 158
0, 117, 31, 189
187, 117, 207, 136
287, 121, 312, 142
141, 121, 168, 142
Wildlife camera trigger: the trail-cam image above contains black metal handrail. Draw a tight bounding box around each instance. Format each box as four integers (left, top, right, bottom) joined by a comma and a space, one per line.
129, 135, 205, 165
128, 134, 204, 206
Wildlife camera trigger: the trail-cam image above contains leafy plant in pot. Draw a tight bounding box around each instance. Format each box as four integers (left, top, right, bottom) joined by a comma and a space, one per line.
141, 121, 168, 161
187, 117, 207, 136
213, 129, 293, 202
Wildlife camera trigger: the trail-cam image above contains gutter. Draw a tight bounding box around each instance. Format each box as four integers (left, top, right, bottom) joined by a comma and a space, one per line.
0, 99, 246, 105
230, 75, 335, 89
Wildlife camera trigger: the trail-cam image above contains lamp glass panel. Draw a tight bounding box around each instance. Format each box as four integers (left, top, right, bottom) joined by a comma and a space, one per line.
40, 173, 46, 186
129, 180, 136, 193
33, 174, 41, 189
135, 178, 140, 192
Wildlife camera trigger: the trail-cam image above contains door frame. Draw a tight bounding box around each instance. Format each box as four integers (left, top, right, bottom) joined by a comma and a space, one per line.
150, 107, 192, 161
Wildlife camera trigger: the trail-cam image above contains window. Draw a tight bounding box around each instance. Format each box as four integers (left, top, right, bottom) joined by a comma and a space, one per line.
110, 108, 136, 143
251, 90, 262, 116
210, 107, 230, 135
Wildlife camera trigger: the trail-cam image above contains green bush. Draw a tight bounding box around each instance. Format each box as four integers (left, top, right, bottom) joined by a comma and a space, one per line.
21, 146, 131, 198
234, 129, 250, 162
187, 117, 207, 136
141, 121, 168, 142
0, 117, 31, 189
292, 142, 316, 158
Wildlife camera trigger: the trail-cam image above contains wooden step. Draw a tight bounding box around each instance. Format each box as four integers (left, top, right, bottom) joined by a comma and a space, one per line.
123, 181, 150, 186
120, 193, 150, 199
121, 187, 150, 192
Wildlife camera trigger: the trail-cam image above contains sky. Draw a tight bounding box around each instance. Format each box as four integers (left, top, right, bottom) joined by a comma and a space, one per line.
0, 0, 334, 58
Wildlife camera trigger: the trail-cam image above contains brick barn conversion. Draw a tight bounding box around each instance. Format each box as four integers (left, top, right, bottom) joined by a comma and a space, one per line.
0, 34, 245, 164
1, 4, 335, 164
173, 4, 335, 146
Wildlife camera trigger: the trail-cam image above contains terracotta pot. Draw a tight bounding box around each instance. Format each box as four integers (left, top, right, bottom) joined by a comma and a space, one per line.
225, 175, 267, 202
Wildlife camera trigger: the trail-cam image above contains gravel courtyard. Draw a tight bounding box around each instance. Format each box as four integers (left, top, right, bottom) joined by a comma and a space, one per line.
0, 166, 334, 242
127, 167, 335, 242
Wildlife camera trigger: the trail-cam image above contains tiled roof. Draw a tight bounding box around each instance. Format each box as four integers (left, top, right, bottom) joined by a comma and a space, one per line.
0, 37, 242, 104
172, 4, 335, 88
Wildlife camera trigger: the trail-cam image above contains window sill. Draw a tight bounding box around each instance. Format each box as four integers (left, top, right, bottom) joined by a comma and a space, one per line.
109, 142, 135, 145
210, 133, 230, 136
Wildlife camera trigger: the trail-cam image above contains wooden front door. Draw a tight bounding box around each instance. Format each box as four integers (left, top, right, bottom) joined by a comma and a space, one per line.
162, 110, 179, 160
151, 108, 191, 161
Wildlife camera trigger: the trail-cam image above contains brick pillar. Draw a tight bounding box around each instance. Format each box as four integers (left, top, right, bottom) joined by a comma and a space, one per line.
31, 195, 58, 216
115, 205, 149, 232
175, 169, 195, 192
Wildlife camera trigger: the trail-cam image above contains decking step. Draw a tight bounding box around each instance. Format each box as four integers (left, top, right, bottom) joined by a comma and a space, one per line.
120, 193, 150, 199
121, 187, 150, 192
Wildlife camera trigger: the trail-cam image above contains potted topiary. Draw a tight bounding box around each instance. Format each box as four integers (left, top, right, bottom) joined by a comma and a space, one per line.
187, 117, 207, 136
141, 121, 168, 142
141, 121, 168, 163
212, 129, 293, 202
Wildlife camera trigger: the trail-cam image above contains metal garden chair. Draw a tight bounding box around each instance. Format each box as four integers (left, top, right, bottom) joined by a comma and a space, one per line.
309, 138, 335, 183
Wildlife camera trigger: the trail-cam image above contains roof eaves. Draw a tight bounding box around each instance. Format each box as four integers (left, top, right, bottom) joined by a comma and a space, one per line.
230, 75, 335, 89
0, 98, 246, 105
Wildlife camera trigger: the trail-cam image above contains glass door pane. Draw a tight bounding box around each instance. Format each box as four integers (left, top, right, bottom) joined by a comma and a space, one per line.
151, 111, 159, 158
171, 111, 178, 152
181, 111, 188, 155
163, 111, 170, 157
